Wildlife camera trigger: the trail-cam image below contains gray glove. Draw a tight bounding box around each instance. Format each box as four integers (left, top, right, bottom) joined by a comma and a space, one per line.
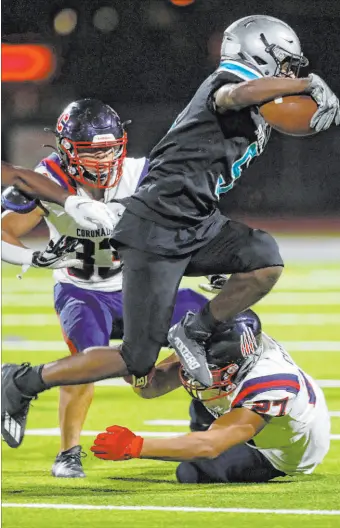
307, 74, 340, 132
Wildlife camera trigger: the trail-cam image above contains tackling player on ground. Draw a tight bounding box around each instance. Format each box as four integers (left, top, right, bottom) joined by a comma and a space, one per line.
1, 99, 208, 476
2, 15, 339, 450
91, 310, 330, 483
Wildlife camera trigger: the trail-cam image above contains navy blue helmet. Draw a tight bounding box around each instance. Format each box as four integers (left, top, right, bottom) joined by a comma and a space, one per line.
55, 98, 127, 189
180, 309, 263, 401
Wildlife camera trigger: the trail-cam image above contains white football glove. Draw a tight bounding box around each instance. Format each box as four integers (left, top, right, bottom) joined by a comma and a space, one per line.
307, 74, 340, 132
64, 195, 117, 231
31, 236, 82, 269
199, 274, 228, 294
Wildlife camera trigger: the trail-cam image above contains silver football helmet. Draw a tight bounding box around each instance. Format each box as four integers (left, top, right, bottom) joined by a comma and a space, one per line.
221, 15, 309, 77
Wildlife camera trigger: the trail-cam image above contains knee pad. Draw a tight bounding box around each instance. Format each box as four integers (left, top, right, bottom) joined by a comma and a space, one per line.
248, 230, 284, 270
120, 339, 161, 378
176, 462, 200, 484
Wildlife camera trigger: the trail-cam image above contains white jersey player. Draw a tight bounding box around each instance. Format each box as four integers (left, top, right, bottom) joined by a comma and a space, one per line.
1, 98, 208, 478
89, 309, 330, 482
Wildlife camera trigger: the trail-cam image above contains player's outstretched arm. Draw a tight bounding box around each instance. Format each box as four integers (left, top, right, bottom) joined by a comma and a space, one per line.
2, 208, 45, 265
91, 408, 265, 462
1, 210, 82, 269
126, 353, 182, 399
2, 161, 117, 231
2, 161, 70, 206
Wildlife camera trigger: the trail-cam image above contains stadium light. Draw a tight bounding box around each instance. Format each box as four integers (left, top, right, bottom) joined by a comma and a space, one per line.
93, 7, 119, 33
169, 0, 195, 6
1, 44, 56, 82
53, 8, 78, 36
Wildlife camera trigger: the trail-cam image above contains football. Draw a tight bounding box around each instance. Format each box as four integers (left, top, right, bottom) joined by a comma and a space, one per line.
259, 95, 318, 137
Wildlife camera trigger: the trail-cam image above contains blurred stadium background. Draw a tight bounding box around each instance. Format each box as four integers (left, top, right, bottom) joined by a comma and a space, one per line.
1, 0, 340, 527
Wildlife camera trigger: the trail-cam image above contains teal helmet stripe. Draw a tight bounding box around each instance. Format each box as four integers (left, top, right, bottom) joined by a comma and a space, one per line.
218, 60, 263, 80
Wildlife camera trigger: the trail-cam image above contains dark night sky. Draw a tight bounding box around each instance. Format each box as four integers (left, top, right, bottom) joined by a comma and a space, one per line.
2, 0, 340, 214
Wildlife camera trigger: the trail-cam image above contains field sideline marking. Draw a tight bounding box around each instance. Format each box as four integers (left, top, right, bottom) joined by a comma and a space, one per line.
23, 429, 340, 440
2, 503, 340, 515
3, 340, 340, 352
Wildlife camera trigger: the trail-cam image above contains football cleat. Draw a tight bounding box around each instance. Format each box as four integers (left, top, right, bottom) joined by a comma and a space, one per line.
52, 445, 86, 478
1, 363, 36, 448
168, 312, 213, 388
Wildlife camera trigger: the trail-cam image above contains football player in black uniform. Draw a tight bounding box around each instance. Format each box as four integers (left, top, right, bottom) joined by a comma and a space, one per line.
2, 15, 339, 450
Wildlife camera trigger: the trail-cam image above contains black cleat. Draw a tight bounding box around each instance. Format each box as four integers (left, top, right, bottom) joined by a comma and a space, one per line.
52, 445, 86, 478
1, 363, 36, 448
168, 312, 213, 388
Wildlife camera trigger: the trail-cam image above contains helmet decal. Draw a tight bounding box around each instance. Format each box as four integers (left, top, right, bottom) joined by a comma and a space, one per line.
56, 113, 70, 133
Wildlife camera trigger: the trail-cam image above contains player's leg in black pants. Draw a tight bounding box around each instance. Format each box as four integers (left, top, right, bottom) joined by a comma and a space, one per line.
117, 246, 191, 377
169, 219, 283, 384
181, 219, 284, 338
177, 400, 285, 484
176, 443, 286, 483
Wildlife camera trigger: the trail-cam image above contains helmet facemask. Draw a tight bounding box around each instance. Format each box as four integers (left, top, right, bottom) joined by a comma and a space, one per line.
180, 363, 239, 403
259, 32, 309, 78
59, 133, 127, 189
179, 310, 263, 403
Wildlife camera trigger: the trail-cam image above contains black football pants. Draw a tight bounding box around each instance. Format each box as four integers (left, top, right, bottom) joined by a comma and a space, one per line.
118, 219, 283, 377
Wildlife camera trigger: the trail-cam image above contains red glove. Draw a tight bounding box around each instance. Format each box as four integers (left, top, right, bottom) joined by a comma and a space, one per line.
91, 425, 144, 461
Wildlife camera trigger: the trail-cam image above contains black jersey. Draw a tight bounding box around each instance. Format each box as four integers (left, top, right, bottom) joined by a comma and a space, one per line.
113, 60, 271, 256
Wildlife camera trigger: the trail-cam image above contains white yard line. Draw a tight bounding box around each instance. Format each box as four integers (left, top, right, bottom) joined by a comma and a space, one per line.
24, 429, 184, 438
22, 429, 340, 440
4, 313, 340, 326
145, 420, 190, 426
2, 503, 340, 515
3, 340, 340, 352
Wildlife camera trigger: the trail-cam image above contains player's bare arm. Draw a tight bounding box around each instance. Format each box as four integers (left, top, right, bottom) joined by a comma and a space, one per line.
131, 353, 182, 399
2, 161, 116, 232
1, 209, 81, 270
214, 76, 310, 112
90, 407, 265, 462
2, 161, 70, 206
2, 208, 45, 247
